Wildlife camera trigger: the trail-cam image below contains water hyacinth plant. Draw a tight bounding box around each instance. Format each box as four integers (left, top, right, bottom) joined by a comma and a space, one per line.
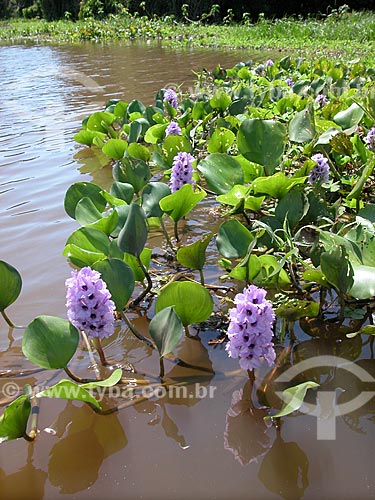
4, 55, 375, 445
163, 88, 178, 109
309, 153, 330, 184
165, 121, 182, 136
66, 266, 115, 340
226, 285, 276, 371
169, 152, 195, 193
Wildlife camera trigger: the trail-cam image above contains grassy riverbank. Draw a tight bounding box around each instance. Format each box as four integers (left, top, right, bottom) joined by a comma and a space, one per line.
1, 10, 375, 59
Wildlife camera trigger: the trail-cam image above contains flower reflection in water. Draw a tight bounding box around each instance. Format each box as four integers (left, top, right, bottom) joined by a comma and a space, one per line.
224, 380, 272, 466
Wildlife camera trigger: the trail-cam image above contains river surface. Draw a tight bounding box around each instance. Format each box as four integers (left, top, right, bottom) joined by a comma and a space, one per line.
0, 42, 374, 500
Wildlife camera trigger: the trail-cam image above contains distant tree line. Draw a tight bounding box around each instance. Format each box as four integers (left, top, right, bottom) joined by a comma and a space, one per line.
0, 0, 373, 21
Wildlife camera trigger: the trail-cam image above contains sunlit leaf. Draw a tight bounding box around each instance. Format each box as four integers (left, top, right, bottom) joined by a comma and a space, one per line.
22, 316, 79, 370
176, 233, 212, 270
0, 396, 31, 443
155, 281, 213, 327
198, 153, 244, 194
159, 184, 206, 222
0, 261, 22, 312
264, 381, 319, 420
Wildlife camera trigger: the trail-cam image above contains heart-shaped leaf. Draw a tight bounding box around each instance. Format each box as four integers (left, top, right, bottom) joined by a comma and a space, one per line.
149, 306, 184, 357
0, 395, 31, 443
198, 153, 244, 194
93, 258, 135, 310
216, 220, 253, 258
22, 316, 80, 370
159, 184, 206, 222
176, 233, 212, 270
0, 261, 22, 311
155, 281, 213, 327
118, 204, 148, 257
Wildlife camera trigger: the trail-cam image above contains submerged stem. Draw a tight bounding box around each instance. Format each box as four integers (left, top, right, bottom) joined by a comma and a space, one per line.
121, 311, 155, 349
81, 331, 101, 380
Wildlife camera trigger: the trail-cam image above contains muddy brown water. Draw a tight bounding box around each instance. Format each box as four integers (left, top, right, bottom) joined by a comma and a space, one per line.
0, 43, 374, 500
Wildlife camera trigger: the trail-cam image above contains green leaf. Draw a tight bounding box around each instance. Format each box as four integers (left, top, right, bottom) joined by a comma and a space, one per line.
102, 138, 127, 160
197, 153, 244, 194
74, 130, 106, 146
275, 187, 308, 230
229, 254, 262, 281
149, 306, 184, 358
63, 227, 110, 267
62, 244, 107, 268
127, 142, 151, 162
123, 248, 152, 282
251, 173, 306, 199
159, 184, 206, 222
320, 246, 354, 294
87, 111, 115, 133
289, 104, 316, 143
64, 182, 107, 220
162, 135, 192, 165
333, 103, 364, 130
74, 197, 103, 225
207, 127, 236, 154
141, 182, 171, 218
176, 233, 212, 270
155, 281, 213, 327
118, 204, 148, 257
348, 263, 375, 299
264, 381, 319, 420
93, 258, 135, 311
128, 121, 142, 143
216, 185, 264, 211
253, 255, 291, 288
22, 316, 79, 370
347, 157, 375, 201
346, 325, 375, 338
144, 123, 168, 144
110, 182, 134, 204
216, 219, 253, 258
276, 300, 320, 321
80, 368, 123, 389
0, 396, 31, 443
210, 89, 231, 112
0, 261, 22, 311
36, 380, 101, 409
238, 119, 286, 174
120, 158, 151, 195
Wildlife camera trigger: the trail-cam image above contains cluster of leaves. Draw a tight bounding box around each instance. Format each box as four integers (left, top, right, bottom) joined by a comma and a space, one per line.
4, 54, 375, 442
71, 55, 375, 311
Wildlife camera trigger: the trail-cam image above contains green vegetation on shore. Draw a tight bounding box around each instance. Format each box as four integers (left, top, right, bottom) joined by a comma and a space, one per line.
0, 9, 375, 59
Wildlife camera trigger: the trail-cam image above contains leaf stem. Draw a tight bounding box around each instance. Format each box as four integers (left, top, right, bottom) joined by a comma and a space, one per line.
159, 216, 175, 251
174, 220, 179, 242
1, 310, 15, 328
131, 255, 153, 306
199, 268, 205, 286
120, 311, 155, 349
160, 357, 165, 379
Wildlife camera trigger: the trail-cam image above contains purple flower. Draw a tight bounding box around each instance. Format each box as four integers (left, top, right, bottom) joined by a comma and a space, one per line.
285, 77, 294, 88
226, 285, 276, 371
166, 121, 182, 136
309, 153, 330, 184
265, 59, 274, 67
163, 88, 178, 109
66, 267, 115, 339
170, 152, 195, 193
315, 93, 327, 106
365, 127, 375, 151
